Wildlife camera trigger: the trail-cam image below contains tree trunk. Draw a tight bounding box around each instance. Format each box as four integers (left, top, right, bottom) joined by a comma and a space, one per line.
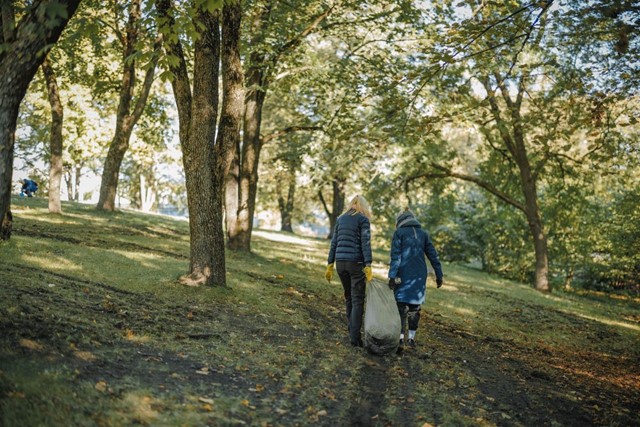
139, 173, 156, 212
319, 178, 345, 240
225, 144, 240, 241
226, 60, 265, 252
0, 0, 80, 240
277, 168, 295, 232
74, 165, 81, 201
64, 169, 73, 201
42, 56, 64, 214
519, 156, 550, 292
157, 0, 242, 286
225, 5, 331, 251
484, 74, 550, 292
214, 0, 245, 268
97, 0, 158, 211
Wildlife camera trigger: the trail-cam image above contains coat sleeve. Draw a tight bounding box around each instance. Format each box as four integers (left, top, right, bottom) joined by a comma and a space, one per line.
423, 231, 443, 281
327, 219, 339, 264
360, 216, 373, 265
388, 231, 402, 279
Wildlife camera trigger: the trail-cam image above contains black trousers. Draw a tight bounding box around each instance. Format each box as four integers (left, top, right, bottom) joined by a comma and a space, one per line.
336, 260, 366, 346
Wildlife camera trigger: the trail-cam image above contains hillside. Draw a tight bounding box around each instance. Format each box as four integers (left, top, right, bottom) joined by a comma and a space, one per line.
1, 198, 639, 426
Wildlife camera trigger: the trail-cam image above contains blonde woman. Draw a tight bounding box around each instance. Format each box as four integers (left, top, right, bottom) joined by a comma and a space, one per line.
325, 195, 373, 347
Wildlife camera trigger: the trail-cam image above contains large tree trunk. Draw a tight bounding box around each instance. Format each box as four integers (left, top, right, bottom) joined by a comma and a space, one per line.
42, 56, 64, 214
97, 0, 158, 211
0, 0, 81, 240
157, 0, 242, 286
227, 66, 265, 251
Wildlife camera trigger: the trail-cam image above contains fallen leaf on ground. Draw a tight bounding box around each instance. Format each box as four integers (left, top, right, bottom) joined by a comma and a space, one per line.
19, 338, 43, 351
199, 397, 214, 404
95, 381, 108, 392
8, 392, 26, 398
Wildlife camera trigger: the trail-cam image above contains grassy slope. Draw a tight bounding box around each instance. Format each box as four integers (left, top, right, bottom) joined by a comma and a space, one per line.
1, 198, 639, 427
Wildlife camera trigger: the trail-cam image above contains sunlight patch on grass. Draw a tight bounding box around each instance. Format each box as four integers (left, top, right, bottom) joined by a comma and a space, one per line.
441, 303, 478, 318
116, 250, 170, 269
73, 350, 97, 362
23, 253, 83, 273
254, 229, 322, 248
571, 312, 640, 331
119, 392, 160, 423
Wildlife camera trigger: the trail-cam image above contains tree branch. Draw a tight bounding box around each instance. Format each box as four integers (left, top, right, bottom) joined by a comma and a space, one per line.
318, 189, 331, 218
262, 125, 322, 144
131, 35, 162, 126
407, 163, 526, 213
272, 5, 333, 64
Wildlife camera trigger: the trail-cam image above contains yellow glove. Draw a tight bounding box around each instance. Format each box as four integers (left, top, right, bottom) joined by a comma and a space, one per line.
363, 265, 372, 282
325, 263, 334, 282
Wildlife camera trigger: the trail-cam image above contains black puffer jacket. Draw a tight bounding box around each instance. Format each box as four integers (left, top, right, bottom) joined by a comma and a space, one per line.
327, 209, 372, 265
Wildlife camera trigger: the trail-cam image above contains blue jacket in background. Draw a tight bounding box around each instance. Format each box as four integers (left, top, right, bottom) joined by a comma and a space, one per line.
388, 212, 443, 305
22, 179, 38, 192
327, 209, 372, 265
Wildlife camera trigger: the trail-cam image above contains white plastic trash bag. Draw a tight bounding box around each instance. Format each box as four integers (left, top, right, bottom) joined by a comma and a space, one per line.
364, 278, 401, 355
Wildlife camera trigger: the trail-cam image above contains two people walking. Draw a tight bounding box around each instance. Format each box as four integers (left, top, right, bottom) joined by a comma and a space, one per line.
326, 195, 444, 351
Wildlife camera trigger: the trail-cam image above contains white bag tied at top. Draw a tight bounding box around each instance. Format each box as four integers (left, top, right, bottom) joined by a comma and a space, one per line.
364, 279, 401, 355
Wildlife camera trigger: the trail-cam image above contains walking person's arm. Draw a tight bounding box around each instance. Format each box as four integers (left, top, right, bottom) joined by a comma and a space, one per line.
424, 232, 443, 288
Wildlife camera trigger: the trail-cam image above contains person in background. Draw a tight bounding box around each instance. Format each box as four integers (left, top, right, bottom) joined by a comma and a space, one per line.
325, 195, 373, 347
20, 179, 38, 197
388, 209, 443, 350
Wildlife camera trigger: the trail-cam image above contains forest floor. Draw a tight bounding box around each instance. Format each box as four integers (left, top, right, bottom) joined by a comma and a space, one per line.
1, 198, 639, 427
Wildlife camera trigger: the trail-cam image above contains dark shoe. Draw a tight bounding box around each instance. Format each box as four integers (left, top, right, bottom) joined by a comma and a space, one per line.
407, 339, 416, 348
396, 339, 404, 354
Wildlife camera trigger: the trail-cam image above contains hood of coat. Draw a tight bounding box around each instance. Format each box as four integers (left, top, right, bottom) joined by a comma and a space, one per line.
395, 210, 421, 229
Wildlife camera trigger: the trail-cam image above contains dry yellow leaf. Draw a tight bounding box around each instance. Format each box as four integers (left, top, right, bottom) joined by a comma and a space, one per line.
95, 381, 108, 392
19, 338, 43, 351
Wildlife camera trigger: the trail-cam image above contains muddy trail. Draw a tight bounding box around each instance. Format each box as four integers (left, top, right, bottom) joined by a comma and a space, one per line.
2, 259, 639, 427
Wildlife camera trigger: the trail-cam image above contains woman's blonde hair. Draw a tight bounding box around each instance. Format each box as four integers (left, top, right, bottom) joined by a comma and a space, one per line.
346, 194, 372, 219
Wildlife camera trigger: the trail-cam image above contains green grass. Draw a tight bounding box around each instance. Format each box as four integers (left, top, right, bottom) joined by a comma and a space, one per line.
1, 197, 639, 426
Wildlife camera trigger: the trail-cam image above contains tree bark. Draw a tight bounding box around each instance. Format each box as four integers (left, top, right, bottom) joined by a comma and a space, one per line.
157, 0, 242, 286
0, 0, 81, 240
225, 4, 332, 251
97, 0, 159, 211
42, 56, 64, 214
319, 178, 345, 240
225, 143, 240, 242
227, 62, 265, 251
277, 168, 296, 232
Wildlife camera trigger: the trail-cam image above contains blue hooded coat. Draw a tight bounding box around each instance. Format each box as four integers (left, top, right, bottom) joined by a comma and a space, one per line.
388, 211, 443, 305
